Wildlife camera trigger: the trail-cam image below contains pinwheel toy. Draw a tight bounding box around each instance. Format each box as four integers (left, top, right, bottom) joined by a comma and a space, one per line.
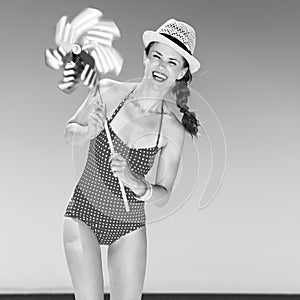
45, 7, 123, 93
45, 7, 130, 212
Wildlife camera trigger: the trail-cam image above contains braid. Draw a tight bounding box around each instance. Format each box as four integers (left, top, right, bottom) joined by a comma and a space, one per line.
172, 67, 201, 138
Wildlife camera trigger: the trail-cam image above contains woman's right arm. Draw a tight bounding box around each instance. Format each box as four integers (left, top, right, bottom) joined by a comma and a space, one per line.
64, 78, 115, 146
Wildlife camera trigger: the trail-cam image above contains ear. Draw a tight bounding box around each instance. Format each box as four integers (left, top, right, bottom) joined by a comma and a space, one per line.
177, 67, 188, 80
143, 52, 147, 65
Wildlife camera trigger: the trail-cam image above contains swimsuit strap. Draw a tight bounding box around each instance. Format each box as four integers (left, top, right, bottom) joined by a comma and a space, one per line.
155, 100, 164, 148
108, 88, 136, 123
107, 88, 164, 148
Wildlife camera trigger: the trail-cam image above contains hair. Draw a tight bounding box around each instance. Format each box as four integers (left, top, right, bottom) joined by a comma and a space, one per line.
145, 42, 201, 138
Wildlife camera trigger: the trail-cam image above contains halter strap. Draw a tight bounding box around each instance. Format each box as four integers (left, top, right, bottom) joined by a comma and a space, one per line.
155, 100, 164, 148
108, 89, 164, 148
107, 88, 136, 123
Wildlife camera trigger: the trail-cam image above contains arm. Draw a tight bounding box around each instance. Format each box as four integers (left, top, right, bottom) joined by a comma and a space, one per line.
64, 123, 93, 146
131, 119, 186, 207
64, 78, 116, 145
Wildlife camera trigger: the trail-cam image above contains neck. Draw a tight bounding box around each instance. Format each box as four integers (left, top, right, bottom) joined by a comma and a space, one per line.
130, 79, 169, 113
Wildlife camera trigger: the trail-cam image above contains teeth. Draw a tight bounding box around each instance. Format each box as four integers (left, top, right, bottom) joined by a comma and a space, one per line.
153, 71, 167, 80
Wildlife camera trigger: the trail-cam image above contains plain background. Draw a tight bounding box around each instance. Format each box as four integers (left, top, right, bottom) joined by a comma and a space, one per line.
0, 0, 299, 294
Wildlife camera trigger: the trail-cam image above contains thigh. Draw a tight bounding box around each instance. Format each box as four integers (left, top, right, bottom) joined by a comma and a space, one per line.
107, 225, 147, 300
63, 217, 105, 300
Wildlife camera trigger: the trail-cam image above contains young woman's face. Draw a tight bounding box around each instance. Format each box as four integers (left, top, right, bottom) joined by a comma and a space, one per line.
143, 42, 188, 91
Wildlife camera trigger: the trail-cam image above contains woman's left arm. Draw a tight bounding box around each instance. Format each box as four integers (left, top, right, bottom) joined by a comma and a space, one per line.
132, 119, 186, 207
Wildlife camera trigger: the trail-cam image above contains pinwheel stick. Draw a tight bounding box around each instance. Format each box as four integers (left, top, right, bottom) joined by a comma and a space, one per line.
95, 84, 130, 212
45, 6, 128, 211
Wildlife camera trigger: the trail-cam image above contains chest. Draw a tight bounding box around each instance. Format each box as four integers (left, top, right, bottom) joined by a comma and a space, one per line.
109, 105, 162, 149
94, 129, 160, 176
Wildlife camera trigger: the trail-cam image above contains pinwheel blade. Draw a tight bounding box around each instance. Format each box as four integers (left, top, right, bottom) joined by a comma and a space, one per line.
104, 46, 123, 75
58, 80, 80, 94
92, 21, 121, 38
82, 34, 112, 47
95, 46, 110, 73
99, 45, 115, 71
61, 23, 73, 52
86, 29, 114, 42
71, 8, 103, 40
55, 15, 68, 46
68, 24, 76, 45
45, 49, 61, 70
91, 49, 104, 73
71, 7, 103, 29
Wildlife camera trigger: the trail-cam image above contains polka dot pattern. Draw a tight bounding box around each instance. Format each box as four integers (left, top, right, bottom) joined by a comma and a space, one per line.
64, 89, 164, 246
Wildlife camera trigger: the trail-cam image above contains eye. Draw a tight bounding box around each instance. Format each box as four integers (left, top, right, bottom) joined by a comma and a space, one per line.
169, 61, 177, 66
153, 54, 160, 59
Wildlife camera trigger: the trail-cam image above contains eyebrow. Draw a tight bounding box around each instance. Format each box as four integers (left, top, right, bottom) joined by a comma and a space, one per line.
153, 50, 180, 63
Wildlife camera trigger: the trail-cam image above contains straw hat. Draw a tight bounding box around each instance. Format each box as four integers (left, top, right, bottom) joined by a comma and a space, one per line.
142, 18, 201, 73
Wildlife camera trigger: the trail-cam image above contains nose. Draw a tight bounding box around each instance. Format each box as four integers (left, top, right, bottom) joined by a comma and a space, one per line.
158, 59, 167, 69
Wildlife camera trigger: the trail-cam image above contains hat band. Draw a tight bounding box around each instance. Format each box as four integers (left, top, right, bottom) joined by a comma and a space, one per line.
159, 33, 192, 55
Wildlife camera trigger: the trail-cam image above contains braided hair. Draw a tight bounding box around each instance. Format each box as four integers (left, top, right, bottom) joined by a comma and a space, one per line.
145, 42, 201, 138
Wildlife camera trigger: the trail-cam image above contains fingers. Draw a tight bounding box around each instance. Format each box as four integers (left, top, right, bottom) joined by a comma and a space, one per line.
95, 105, 105, 117
87, 86, 105, 114
91, 94, 105, 114
87, 113, 104, 137
110, 161, 127, 168
89, 111, 103, 122
109, 153, 127, 176
93, 100, 104, 113
90, 109, 105, 123
109, 153, 126, 162
88, 114, 104, 128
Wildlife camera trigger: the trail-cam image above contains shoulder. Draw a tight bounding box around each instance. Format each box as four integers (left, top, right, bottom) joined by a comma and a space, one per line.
163, 101, 185, 135
99, 78, 137, 95
161, 105, 186, 150
99, 79, 137, 103
98, 78, 122, 96
97, 79, 138, 117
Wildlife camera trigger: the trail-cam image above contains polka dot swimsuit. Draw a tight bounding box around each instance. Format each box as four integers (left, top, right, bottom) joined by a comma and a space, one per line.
64, 88, 164, 245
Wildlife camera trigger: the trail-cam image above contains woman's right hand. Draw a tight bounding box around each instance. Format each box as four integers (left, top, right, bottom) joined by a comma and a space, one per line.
86, 85, 107, 139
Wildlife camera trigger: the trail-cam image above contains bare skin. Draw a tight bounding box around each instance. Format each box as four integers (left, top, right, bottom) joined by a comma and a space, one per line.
63, 216, 147, 300
63, 218, 105, 300
63, 42, 187, 300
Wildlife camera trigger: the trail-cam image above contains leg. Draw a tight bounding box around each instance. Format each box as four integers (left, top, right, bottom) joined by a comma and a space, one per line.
62, 217, 105, 300
107, 226, 147, 300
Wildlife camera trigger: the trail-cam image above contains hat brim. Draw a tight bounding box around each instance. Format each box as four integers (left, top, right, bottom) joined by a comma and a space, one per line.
142, 30, 200, 73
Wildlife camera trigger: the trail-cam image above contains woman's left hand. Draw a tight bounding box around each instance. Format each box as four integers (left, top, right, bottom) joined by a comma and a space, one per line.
109, 153, 137, 189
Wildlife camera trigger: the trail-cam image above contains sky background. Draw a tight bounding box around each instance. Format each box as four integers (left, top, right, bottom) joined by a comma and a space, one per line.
0, 0, 300, 294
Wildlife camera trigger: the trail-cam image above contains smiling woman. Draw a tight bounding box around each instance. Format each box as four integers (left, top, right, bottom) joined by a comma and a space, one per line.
62, 18, 202, 300
146, 43, 187, 85
144, 41, 199, 137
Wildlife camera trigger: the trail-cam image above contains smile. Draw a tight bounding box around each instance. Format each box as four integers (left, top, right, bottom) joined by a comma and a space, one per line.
152, 71, 168, 82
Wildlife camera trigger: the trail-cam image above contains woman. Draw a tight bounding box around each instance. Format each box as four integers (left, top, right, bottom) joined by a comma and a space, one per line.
63, 18, 201, 300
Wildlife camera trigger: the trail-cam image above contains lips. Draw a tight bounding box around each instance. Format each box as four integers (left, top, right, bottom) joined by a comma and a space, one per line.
152, 71, 168, 82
